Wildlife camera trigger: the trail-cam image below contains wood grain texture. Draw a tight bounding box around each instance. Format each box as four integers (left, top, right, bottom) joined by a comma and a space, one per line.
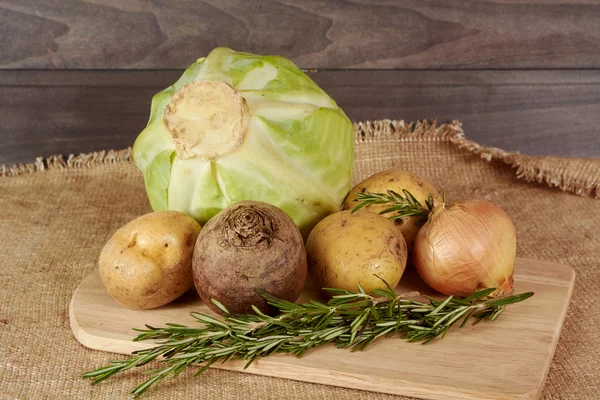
1, 0, 600, 69
1, 69, 598, 165
70, 258, 575, 400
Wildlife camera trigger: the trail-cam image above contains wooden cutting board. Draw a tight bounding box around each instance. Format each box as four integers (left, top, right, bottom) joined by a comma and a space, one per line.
70, 258, 574, 400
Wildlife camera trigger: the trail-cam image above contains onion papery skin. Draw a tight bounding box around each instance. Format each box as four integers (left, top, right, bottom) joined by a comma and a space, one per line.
413, 200, 516, 297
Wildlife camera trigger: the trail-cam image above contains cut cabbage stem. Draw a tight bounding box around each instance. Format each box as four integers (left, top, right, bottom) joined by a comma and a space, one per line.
163, 81, 249, 161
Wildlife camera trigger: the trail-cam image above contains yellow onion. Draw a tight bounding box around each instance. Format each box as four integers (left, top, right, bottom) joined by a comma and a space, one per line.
413, 199, 516, 297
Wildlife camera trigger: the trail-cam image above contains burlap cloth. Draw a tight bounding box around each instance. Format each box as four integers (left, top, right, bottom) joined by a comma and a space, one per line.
1, 120, 599, 399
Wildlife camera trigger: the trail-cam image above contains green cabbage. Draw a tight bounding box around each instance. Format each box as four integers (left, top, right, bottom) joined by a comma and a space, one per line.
133, 47, 354, 236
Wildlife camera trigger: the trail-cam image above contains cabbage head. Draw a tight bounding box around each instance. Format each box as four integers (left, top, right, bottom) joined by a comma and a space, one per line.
133, 47, 354, 236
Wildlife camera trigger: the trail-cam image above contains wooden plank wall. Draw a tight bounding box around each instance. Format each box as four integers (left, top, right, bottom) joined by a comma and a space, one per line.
1, 0, 599, 164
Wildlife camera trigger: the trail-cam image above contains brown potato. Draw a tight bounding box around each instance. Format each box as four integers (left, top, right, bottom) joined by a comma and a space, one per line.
99, 211, 201, 310
342, 170, 440, 254
306, 210, 407, 294
192, 201, 307, 315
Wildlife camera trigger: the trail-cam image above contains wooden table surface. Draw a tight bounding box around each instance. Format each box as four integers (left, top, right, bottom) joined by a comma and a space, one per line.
1, 0, 599, 164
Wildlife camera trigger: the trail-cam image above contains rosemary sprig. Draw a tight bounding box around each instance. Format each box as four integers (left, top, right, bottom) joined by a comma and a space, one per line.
83, 286, 533, 397
351, 189, 436, 220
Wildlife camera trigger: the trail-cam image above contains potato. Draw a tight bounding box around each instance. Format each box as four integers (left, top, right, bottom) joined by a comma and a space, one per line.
192, 201, 307, 315
342, 170, 440, 254
99, 211, 201, 310
306, 210, 407, 294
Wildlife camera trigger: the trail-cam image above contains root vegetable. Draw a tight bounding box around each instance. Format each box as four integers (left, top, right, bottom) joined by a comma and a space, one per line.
342, 170, 440, 253
98, 211, 201, 310
192, 201, 307, 315
306, 210, 408, 294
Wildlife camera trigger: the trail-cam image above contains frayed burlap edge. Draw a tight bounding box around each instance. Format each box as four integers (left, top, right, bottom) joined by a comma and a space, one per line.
354, 120, 600, 199
2, 120, 598, 199
0, 148, 133, 177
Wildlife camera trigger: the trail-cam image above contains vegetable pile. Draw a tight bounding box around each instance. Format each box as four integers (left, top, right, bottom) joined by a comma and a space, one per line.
86, 48, 533, 397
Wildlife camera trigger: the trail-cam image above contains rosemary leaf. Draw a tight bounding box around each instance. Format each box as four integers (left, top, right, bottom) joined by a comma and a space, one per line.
351, 190, 434, 219
83, 285, 534, 397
